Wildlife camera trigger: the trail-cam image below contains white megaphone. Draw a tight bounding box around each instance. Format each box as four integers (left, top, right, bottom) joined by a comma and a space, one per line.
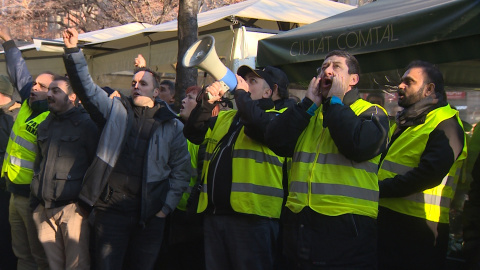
182, 35, 237, 93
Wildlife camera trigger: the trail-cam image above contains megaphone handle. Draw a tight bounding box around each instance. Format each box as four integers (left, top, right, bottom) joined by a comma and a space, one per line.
219, 81, 231, 93
207, 82, 231, 101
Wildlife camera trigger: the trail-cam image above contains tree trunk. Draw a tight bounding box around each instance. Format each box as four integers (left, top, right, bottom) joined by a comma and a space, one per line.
176, 0, 199, 109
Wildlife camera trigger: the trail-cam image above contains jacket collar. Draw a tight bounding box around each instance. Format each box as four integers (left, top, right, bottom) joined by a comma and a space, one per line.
29, 99, 49, 114
343, 88, 360, 106
274, 98, 296, 110
257, 98, 275, 110
43, 106, 87, 128
126, 97, 178, 122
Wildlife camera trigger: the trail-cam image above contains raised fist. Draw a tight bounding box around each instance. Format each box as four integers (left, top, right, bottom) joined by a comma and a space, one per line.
63, 28, 79, 49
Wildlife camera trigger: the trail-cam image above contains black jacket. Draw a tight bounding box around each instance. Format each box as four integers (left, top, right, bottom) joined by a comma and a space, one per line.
31, 106, 99, 208
264, 88, 390, 162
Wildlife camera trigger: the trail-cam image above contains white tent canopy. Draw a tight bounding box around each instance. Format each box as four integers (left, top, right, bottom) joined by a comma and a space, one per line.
0, 22, 153, 77
85, 0, 354, 90
85, 0, 354, 50
0, 22, 152, 56
0, 0, 354, 90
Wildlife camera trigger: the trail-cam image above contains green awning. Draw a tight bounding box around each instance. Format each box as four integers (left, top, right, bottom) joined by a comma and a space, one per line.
256, 0, 480, 89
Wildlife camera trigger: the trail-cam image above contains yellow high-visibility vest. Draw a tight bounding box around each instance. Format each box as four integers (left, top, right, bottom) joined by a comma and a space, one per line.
378, 104, 467, 223
198, 110, 285, 218
2, 100, 49, 184
288, 99, 386, 219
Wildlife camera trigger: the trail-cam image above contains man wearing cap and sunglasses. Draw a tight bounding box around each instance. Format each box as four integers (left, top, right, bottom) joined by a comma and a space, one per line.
184, 65, 292, 270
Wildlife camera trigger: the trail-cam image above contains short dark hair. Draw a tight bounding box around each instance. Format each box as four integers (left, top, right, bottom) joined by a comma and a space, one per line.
160, 80, 175, 95
405, 60, 445, 95
134, 68, 160, 89
52, 75, 73, 95
324, 50, 360, 75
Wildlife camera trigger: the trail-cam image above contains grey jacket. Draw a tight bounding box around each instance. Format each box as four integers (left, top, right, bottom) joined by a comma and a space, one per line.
62, 48, 190, 223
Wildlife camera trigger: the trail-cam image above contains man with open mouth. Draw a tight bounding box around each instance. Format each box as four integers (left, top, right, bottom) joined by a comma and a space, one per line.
265, 50, 390, 269
0, 25, 51, 270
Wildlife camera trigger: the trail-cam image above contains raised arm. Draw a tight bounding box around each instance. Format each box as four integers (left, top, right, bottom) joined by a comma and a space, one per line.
134, 54, 147, 68
183, 83, 221, 145
0, 25, 33, 102
62, 28, 114, 124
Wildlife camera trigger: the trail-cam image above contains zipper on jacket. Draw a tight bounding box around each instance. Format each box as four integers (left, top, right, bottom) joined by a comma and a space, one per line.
350, 214, 359, 237
133, 107, 146, 150
135, 107, 147, 224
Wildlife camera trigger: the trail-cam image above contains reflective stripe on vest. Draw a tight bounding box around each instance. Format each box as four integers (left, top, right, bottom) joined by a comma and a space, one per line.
287, 99, 385, 218
293, 152, 378, 174
378, 105, 467, 223
10, 131, 37, 152
289, 182, 378, 202
382, 160, 456, 189
233, 149, 283, 167
8, 155, 34, 171
197, 110, 285, 218
1, 100, 49, 184
201, 183, 283, 199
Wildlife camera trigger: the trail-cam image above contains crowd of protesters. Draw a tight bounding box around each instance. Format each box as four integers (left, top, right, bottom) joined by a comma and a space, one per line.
0, 24, 479, 270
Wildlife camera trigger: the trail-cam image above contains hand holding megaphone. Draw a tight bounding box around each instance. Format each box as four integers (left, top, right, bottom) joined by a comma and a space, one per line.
205, 75, 249, 104
205, 81, 227, 104
182, 35, 238, 99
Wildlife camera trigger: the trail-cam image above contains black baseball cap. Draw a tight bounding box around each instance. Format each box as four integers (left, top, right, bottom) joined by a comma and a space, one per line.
237, 65, 289, 94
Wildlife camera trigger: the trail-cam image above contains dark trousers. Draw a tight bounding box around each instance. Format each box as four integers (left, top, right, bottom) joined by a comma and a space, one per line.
93, 209, 165, 270
204, 213, 279, 270
0, 190, 16, 269
156, 209, 205, 270
377, 206, 449, 270
283, 207, 377, 270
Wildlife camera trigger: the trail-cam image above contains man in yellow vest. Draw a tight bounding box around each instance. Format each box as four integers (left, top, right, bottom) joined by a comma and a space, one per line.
184, 66, 290, 270
377, 61, 467, 269
0, 25, 51, 270
264, 50, 390, 269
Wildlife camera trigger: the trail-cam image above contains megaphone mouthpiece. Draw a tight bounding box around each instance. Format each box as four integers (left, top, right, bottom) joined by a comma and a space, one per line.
182, 35, 237, 92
